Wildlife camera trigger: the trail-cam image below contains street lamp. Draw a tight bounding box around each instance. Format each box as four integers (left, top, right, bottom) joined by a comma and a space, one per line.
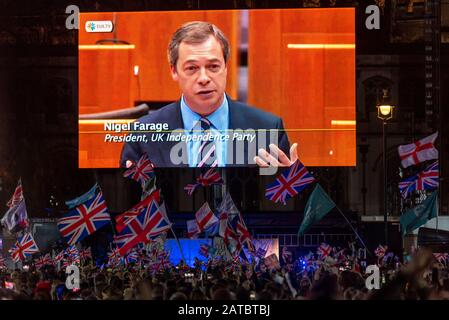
377, 104, 394, 121
377, 89, 395, 246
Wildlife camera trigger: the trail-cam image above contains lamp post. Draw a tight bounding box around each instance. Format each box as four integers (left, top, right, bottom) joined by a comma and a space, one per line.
377, 90, 395, 246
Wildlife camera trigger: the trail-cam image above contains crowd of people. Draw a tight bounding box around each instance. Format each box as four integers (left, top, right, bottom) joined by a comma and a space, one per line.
1, 246, 449, 300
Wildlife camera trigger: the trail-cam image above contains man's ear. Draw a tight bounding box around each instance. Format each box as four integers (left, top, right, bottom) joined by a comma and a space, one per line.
170, 65, 179, 81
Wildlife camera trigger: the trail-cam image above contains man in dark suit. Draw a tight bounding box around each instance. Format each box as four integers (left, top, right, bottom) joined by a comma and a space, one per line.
120, 21, 298, 168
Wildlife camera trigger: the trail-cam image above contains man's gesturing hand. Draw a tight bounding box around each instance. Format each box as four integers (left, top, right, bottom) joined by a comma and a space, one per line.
254, 143, 298, 167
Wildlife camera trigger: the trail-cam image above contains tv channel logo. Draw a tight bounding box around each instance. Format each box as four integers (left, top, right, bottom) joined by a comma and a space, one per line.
85, 21, 114, 33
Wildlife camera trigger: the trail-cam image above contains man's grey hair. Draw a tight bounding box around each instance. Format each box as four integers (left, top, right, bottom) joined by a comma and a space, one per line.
167, 21, 230, 68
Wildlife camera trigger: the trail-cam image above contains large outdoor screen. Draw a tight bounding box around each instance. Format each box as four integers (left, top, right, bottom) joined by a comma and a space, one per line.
78, 9, 355, 168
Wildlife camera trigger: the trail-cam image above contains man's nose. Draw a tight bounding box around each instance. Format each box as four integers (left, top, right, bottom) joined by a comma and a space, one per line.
197, 67, 211, 85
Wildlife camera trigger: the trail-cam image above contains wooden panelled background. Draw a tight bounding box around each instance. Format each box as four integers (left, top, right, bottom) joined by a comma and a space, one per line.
248, 9, 355, 166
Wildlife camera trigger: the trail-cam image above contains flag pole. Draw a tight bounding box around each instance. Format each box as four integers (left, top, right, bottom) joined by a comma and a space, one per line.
436, 210, 439, 231
335, 205, 372, 257
203, 182, 207, 202
161, 201, 186, 263
154, 173, 186, 264
436, 190, 439, 231
96, 183, 116, 240
169, 226, 186, 263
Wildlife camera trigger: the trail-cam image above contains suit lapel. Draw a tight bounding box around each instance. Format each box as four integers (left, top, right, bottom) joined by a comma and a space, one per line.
228, 96, 245, 129
228, 97, 249, 166
159, 100, 188, 167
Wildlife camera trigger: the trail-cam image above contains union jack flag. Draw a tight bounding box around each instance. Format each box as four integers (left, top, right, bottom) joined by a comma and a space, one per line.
107, 248, 121, 265
34, 253, 53, 269
157, 251, 171, 270
123, 250, 139, 265
54, 250, 65, 263
123, 153, 155, 187
9, 233, 39, 262
58, 190, 110, 245
6, 179, 23, 208
197, 169, 223, 186
114, 200, 171, 256
61, 247, 80, 267
265, 160, 315, 205
0, 255, 6, 268
199, 244, 212, 258
235, 215, 254, 252
149, 250, 171, 272
317, 243, 332, 259
434, 253, 448, 264
79, 247, 92, 260
195, 202, 218, 231
184, 169, 223, 196
65, 245, 79, 258
62, 256, 80, 268
115, 190, 161, 233
42, 253, 54, 266
183, 184, 197, 196
399, 161, 439, 198
375, 245, 387, 258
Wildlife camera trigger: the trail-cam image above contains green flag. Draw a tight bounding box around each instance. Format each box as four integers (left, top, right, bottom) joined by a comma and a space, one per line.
298, 184, 336, 236
400, 191, 438, 236
141, 175, 157, 200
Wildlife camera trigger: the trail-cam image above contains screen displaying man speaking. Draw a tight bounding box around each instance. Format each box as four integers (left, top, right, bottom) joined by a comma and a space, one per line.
120, 21, 293, 168
78, 9, 355, 169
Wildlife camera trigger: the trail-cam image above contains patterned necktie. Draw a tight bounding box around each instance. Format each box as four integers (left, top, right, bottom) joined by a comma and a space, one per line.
197, 117, 218, 167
